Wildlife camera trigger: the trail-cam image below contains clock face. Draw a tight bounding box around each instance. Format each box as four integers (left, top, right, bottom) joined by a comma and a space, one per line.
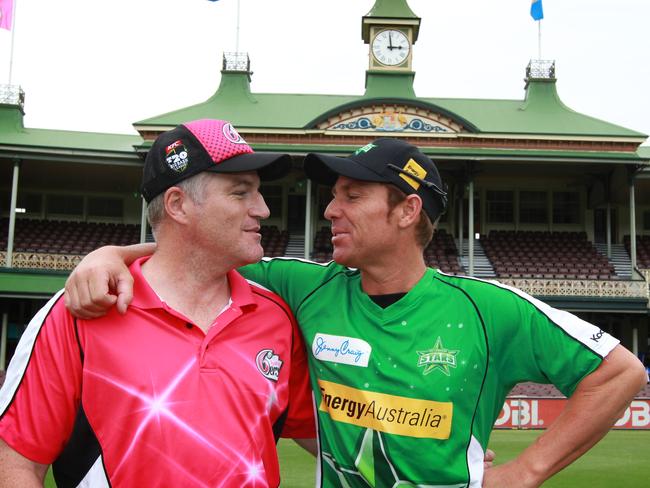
371, 29, 410, 66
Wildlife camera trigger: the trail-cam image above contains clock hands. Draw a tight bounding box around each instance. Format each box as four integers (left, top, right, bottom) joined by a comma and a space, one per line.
388, 32, 394, 50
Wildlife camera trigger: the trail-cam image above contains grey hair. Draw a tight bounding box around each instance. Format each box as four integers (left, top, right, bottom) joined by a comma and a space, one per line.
146, 172, 212, 235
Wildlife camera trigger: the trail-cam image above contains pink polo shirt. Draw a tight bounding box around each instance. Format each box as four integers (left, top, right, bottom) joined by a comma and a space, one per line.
0, 257, 314, 487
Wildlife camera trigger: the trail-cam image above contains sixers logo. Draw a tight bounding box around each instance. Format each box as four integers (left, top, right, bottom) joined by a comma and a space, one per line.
256, 349, 283, 382
223, 122, 247, 145
165, 139, 189, 173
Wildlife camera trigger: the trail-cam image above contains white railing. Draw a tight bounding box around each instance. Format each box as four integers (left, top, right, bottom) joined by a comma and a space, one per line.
0, 84, 24, 109
499, 277, 649, 300
1, 252, 82, 271
222, 52, 250, 72
526, 59, 555, 80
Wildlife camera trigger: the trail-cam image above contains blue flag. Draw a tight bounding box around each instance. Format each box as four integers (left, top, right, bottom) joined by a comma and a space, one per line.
530, 0, 544, 21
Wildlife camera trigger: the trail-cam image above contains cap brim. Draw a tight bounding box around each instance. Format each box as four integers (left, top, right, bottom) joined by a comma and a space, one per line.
304, 153, 385, 186
205, 152, 292, 181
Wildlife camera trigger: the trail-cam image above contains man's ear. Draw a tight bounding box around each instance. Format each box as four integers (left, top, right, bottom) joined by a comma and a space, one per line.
163, 186, 192, 225
396, 194, 423, 229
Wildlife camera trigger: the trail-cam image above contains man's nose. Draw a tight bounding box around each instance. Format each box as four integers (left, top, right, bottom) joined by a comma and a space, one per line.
324, 198, 339, 220
252, 193, 271, 219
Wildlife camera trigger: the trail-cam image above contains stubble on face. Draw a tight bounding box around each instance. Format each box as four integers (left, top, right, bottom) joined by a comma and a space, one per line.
327, 178, 397, 268
189, 172, 269, 268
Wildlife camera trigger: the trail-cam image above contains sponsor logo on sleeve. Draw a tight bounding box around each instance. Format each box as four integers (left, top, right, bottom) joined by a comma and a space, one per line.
318, 380, 453, 439
255, 349, 283, 382
312, 333, 371, 367
590, 329, 605, 342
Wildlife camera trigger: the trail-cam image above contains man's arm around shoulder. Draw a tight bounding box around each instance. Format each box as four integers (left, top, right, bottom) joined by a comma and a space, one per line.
65, 243, 155, 318
483, 344, 647, 487
0, 439, 47, 488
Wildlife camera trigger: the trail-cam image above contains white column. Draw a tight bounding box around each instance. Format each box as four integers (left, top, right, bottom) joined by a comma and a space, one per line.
5, 160, 20, 268
468, 180, 475, 276
0, 313, 7, 372
632, 327, 639, 357
458, 191, 464, 257
140, 197, 148, 243
629, 180, 636, 271
304, 180, 312, 260
606, 203, 612, 258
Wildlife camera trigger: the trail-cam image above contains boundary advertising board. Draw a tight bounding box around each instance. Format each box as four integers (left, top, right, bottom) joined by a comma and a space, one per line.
495, 398, 650, 430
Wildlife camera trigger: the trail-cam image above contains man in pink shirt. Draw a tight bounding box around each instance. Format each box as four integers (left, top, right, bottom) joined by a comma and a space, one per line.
0, 119, 315, 487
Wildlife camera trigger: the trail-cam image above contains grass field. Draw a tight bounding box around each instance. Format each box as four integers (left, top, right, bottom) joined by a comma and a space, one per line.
42, 430, 650, 486
276, 430, 650, 487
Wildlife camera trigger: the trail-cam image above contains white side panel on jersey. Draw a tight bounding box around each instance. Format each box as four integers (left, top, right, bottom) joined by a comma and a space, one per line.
260, 256, 355, 270
313, 390, 323, 488
76, 455, 110, 488
0, 289, 64, 415
244, 278, 273, 292
466, 435, 484, 487
490, 280, 618, 358
439, 272, 619, 359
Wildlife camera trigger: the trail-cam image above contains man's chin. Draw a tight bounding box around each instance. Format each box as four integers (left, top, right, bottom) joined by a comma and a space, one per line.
236, 248, 265, 267
332, 250, 355, 268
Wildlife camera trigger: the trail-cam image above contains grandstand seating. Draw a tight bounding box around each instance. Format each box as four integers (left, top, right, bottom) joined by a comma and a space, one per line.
0, 219, 634, 280
0, 218, 140, 255
0, 218, 289, 258
311, 226, 333, 263
261, 225, 288, 257
423, 229, 463, 274
623, 235, 650, 268
482, 231, 616, 280
508, 382, 565, 397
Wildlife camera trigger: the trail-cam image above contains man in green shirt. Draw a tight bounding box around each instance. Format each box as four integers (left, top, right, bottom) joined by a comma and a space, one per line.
65, 137, 646, 487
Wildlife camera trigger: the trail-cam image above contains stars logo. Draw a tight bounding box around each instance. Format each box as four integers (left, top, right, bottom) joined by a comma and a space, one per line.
416, 337, 459, 376
354, 142, 377, 155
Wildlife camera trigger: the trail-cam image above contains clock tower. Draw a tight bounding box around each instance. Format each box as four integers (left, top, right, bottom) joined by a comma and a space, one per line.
362, 0, 421, 97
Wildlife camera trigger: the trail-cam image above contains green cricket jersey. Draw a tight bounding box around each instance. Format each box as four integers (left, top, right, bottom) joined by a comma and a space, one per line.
241, 259, 619, 487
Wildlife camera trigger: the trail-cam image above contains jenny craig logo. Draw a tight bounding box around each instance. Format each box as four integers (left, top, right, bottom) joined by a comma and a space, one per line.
312, 333, 371, 367
255, 349, 283, 382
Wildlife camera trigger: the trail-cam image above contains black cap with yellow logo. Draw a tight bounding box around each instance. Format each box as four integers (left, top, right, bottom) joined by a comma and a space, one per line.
304, 138, 447, 222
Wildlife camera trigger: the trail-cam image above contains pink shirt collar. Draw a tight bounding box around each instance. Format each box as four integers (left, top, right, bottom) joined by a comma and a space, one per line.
129, 256, 256, 311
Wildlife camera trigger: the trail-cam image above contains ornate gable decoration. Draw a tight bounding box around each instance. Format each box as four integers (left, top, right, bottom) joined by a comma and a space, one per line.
318, 104, 463, 133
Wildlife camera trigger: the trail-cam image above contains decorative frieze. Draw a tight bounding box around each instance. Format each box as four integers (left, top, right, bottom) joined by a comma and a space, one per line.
1, 252, 82, 271
499, 277, 649, 300
319, 104, 463, 133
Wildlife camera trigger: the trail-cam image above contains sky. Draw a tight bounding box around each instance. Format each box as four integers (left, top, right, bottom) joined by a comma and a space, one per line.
0, 0, 648, 144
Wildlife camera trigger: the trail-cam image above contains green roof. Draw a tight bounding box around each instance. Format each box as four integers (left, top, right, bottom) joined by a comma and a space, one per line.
638, 146, 650, 160
365, 0, 419, 20
0, 105, 142, 155
429, 80, 646, 137
135, 73, 358, 130
136, 73, 646, 140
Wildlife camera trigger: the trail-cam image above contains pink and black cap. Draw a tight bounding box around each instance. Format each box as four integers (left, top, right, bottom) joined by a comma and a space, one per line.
304, 138, 448, 222
141, 119, 292, 203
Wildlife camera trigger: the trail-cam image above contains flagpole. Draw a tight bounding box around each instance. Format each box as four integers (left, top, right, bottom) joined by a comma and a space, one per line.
537, 20, 542, 59
7, 0, 17, 84
235, 0, 240, 53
